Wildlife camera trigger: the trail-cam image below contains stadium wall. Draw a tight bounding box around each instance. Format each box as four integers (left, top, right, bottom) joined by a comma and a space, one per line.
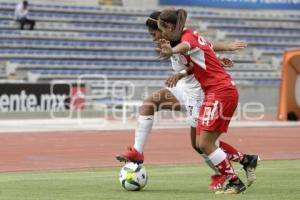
134, 84, 279, 115
238, 85, 278, 115
122, 0, 158, 8
278, 50, 300, 121
0, 0, 99, 6
0, 0, 159, 7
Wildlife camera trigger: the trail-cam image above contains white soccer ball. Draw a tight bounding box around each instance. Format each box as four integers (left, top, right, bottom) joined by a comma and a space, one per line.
119, 162, 148, 191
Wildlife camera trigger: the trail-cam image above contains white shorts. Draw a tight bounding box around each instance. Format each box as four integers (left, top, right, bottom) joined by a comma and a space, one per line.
166, 85, 203, 128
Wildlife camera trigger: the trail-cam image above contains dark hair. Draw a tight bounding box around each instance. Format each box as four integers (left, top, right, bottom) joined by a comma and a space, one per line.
158, 8, 187, 41
23, 1, 28, 5
145, 11, 161, 30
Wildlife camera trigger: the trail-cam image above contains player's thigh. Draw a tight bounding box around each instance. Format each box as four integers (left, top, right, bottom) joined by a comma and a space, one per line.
196, 130, 222, 154
198, 130, 221, 144
142, 88, 180, 111
197, 91, 238, 134
150, 88, 180, 110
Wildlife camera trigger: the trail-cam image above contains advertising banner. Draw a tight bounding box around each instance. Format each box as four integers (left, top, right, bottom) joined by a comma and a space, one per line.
0, 83, 70, 112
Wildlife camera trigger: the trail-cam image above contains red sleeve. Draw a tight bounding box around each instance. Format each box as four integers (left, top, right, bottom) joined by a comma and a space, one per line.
180, 30, 198, 50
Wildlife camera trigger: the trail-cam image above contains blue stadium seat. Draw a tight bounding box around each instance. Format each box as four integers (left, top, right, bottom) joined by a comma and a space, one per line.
30, 69, 169, 76
10, 59, 169, 68
0, 1, 294, 84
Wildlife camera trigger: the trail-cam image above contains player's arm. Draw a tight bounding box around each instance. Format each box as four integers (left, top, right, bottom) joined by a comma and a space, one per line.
213, 41, 247, 52
161, 41, 194, 88
214, 41, 247, 68
159, 30, 200, 58
158, 39, 190, 59
170, 42, 190, 54
156, 40, 189, 87
165, 66, 193, 88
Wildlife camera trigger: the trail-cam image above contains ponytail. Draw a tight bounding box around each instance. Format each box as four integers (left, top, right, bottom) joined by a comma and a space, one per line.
174, 9, 187, 41
158, 8, 188, 41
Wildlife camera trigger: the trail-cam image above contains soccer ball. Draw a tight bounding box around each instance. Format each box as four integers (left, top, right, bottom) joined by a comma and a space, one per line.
119, 162, 148, 191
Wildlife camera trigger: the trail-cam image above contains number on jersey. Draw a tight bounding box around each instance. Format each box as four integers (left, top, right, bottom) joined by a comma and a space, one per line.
202, 100, 219, 126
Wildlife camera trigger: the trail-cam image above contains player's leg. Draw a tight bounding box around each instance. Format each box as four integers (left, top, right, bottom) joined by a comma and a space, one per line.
133, 88, 180, 154
196, 89, 246, 194
187, 96, 228, 190
190, 127, 218, 173
188, 93, 254, 169
196, 131, 246, 194
116, 88, 180, 163
190, 127, 227, 190
218, 140, 259, 186
218, 141, 244, 162
191, 126, 255, 190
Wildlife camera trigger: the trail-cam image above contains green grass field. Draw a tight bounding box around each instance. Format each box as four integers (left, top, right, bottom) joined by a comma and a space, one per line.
0, 160, 300, 200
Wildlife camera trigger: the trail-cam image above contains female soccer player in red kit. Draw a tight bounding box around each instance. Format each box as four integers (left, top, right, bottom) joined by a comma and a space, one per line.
157, 8, 259, 194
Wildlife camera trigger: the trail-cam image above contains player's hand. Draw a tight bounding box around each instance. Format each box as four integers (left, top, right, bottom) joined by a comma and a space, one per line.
158, 39, 173, 59
160, 44, 173, 59
156, 39, 170, 50
165, 73, 185, 88
228, 41, 247, 51
219, 56, 233, 68
159, 39, 170, 46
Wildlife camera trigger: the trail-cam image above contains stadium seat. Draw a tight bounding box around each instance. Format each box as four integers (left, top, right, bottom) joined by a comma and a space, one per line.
1, 1, 296, 86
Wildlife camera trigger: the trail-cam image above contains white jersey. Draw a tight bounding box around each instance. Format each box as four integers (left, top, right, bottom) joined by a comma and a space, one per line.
170, 54, 203, 100
166, 54, 203, 127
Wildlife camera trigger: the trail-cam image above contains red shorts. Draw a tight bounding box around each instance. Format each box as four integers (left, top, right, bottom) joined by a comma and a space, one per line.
196, 87, 238, 134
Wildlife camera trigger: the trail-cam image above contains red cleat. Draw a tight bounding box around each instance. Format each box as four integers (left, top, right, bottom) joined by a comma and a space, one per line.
116, 147, 144, 164
209, 174, 226, 191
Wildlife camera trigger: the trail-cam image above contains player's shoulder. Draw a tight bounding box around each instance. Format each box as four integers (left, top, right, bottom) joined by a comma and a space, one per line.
182, 28, 194, 35
181, 28, 198, 40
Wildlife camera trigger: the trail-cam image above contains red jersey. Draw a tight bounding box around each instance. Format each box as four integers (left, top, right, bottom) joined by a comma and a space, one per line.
179, 28, 235, 94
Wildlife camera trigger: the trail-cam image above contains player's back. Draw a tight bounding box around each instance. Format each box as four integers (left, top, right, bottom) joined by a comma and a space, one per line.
180, 29, 235, 94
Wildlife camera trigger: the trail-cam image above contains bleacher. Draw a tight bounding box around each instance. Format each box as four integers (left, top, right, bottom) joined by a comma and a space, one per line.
0, 1, 298, 86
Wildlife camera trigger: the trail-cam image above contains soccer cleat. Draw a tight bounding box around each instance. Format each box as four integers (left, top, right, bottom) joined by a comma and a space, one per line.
116, 147, 144, 164
222, 178, 246, 194
242, 154, 259, 187
209, 174, 226, 191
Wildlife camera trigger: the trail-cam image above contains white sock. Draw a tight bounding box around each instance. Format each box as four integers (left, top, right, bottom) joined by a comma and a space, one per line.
208, 148, 227, 166
199, 140, 221, 174
200, 153, 220, 174
133, 115, 154, 154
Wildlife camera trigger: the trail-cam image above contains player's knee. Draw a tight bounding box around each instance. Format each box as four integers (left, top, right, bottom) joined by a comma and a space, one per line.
196, 141, 208, 154
190, 139, 201, 153
140, 99, 157, 115
191, 142, 197, 151
145, 96, 161, 109
192, 144, 203, 154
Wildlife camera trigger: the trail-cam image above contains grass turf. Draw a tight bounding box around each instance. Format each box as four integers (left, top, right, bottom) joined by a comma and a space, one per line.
0, 160, 299, 200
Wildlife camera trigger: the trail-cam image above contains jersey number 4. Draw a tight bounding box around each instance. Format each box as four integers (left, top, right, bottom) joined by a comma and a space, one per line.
201, 100, 219, 126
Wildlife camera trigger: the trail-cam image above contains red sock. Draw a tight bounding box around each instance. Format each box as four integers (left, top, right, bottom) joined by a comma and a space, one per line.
216, 158, 238, 181
219, 141, 244, 163
208, 148, 238, 181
